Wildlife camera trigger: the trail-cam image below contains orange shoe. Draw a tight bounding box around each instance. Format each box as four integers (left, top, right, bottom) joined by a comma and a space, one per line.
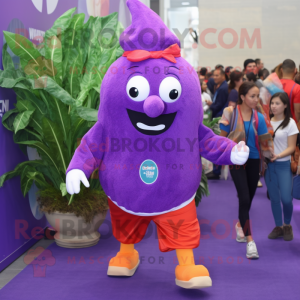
107, 249, 140, 277
175, 265, 212, 289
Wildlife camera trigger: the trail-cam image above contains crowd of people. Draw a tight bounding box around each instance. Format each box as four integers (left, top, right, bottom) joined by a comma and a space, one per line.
199, 58, 300, 258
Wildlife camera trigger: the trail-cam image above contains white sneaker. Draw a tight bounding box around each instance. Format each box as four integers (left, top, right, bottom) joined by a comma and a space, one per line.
236, 222, 247, 243
257, 180, 263, 187
246, 241, 259, 259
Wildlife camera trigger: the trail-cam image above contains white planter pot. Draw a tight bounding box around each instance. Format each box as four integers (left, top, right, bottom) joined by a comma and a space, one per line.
45, 210, 108, 248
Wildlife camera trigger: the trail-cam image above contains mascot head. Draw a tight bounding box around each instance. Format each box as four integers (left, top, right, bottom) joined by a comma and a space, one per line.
99, 0, 203, 138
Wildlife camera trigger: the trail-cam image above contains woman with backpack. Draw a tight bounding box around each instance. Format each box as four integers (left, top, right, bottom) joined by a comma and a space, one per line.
264, 92, 299, 241
219, 82, 273, 259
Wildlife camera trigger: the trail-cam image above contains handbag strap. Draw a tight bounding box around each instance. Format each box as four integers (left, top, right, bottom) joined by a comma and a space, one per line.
254, 110, 259, 131
272, 120, 285, 139
230, 106, 237, 132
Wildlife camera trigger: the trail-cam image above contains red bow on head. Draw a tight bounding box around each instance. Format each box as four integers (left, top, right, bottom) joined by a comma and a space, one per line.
122, 44, 181, 63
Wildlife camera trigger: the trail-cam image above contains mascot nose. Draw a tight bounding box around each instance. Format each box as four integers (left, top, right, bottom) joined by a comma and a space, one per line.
143, 96, 165, 118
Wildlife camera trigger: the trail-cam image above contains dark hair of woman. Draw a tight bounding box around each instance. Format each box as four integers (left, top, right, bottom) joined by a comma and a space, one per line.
228, 71, 243, 92
200, 67, 207, 76
269, 92, 292, 130
246, 72, 257, 82
262, 68, 270, 80
258, 69, 264, 79
237, 81, 258, 105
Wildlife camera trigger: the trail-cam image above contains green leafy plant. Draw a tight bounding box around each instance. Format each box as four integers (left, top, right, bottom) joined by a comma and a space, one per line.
195, 116, 221, 205
195, 168, 209, 206
0, 8, 124, 215
203, 117, 221, 135
37, 184, 108, 223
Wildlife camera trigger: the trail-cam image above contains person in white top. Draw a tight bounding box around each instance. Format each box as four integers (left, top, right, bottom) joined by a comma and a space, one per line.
200, 79, 212, 113
265, 92, 299, 241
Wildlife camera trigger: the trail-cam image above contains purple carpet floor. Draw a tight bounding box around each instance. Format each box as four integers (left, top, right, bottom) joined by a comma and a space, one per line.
1, 177, 300, 300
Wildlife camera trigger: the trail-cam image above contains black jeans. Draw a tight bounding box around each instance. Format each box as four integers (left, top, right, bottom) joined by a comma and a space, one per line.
230, 159, 260, 236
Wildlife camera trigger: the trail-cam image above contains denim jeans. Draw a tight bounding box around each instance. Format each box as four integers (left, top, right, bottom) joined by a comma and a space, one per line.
264, 160, 293, 226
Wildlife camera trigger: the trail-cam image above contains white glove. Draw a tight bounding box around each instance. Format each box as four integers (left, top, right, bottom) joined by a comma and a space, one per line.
66, 169, 90, 195
230, 141, 249, 165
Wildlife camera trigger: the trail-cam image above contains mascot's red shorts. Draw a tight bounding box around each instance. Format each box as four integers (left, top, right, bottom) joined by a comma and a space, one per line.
108, 198, 200, 252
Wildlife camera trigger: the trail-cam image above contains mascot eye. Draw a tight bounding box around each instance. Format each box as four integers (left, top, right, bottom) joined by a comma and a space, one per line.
129, 87, 139, 98
159, 77, 182, 103
126, 76, 150, 101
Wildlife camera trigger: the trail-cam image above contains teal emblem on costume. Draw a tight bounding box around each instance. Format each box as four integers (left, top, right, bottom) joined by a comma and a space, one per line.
139, 159, 158, 184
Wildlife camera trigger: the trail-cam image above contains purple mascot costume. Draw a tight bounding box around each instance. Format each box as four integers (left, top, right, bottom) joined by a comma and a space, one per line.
66, 0, 249, 289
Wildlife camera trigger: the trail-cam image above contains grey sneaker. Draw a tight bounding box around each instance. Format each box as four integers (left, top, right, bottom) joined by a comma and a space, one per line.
246, 241, 259, 259
283, 225, 293, 241
235, 222, 247, 243
268, 226, 284, 239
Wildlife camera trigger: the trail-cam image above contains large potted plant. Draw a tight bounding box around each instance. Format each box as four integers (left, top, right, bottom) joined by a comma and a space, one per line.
0, 8, 124, 248
194, 118, 220, 206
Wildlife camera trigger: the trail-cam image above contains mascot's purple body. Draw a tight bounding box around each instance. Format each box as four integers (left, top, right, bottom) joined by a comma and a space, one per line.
67, 0, 238, 289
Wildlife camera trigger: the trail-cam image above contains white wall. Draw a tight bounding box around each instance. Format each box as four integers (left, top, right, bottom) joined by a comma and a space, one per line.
140, 0, 150, 7
160, 0, 300, 71
197, 0, 300, 72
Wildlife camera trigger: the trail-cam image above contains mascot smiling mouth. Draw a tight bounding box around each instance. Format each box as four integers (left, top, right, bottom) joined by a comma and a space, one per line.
127, 109, 177, 136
